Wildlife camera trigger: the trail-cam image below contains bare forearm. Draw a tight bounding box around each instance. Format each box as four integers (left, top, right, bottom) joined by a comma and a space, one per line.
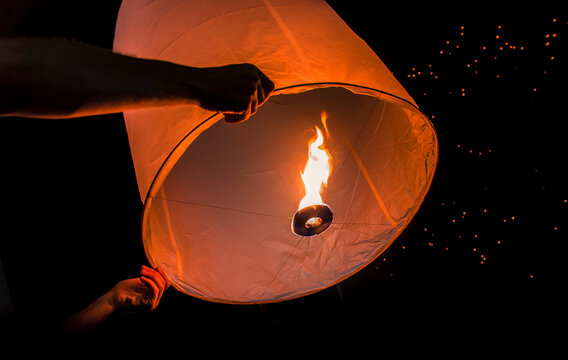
59, 292, 116, 332
0, 37, 198, 118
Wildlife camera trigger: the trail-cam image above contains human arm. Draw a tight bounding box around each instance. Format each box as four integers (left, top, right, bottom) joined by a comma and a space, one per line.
59, 266, 170, 332
0, 37, 274, 121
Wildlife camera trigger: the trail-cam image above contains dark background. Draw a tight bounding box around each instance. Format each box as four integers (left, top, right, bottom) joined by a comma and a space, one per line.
0, 0, 564, 350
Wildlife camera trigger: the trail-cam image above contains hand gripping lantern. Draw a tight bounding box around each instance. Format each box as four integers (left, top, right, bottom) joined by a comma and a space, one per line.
114, 0, 438, 304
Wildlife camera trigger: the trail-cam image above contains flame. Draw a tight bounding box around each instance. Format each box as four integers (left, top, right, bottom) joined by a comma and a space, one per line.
298, 114, 332, 210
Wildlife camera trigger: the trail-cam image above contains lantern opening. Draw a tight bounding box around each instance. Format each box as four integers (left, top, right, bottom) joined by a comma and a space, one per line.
136, 86, 437, 303
305, 216, 323, 228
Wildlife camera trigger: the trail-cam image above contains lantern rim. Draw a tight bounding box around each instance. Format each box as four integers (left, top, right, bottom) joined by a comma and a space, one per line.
139, 82, 438, 304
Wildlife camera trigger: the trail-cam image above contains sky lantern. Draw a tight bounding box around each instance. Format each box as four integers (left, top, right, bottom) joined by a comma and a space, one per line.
113, 0, 438, 304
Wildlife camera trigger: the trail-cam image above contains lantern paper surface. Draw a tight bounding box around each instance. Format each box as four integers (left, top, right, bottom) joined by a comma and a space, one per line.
114, 0, 438, 303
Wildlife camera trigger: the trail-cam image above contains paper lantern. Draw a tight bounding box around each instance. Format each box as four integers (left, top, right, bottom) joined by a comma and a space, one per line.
113, 0, 438, 304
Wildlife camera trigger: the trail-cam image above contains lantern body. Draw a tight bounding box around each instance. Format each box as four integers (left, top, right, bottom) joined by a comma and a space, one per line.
114, 0, 438, 303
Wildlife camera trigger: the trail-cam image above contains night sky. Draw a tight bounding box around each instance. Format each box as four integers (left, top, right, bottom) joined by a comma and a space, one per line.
1, 1, 564, 348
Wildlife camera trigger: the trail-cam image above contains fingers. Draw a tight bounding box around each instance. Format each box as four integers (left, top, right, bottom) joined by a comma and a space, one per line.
140, 276, 160, 310
224, 65, 274, 124
142, 266, 168, 288
224, 113, 247, 123
258, 70, 275, 105
250, 90, 259, 117
140, 265, 170, 310
154, 267, 171, 289
224, 96, 252, 123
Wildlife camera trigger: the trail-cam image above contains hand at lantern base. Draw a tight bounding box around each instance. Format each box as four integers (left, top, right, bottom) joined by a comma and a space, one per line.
59, 266, 170, 332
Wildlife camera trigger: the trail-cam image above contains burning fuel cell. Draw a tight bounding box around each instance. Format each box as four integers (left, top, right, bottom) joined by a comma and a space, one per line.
292, 116, 334, 236
292, 203, 333, 236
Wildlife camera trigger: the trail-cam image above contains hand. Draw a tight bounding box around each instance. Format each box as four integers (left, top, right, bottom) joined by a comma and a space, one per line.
60, 265, 171, 331
109, 266, 170, 312
191, 63, 275, 123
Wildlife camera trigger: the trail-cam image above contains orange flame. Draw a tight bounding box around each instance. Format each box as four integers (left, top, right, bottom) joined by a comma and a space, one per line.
298, 113, 332, 210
